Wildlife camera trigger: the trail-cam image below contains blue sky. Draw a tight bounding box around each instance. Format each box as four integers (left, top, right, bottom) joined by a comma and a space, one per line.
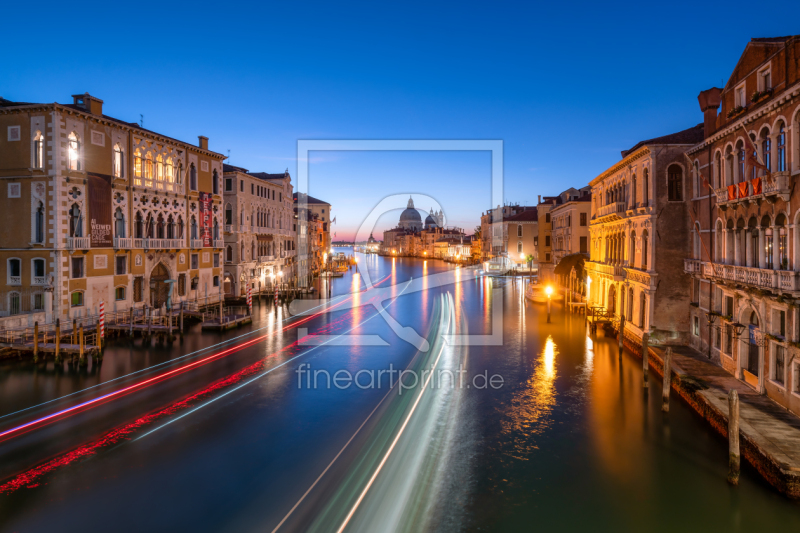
3, 0, 798, 240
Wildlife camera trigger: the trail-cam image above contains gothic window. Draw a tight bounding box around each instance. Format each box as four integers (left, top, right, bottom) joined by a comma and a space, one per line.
35, 201, 45, 243
33, 131, 44, 169
68, 132, 80, 171
213, 170, 219, 195
113, 144, 124, 178
777, 122, 786, 172
190, 164, 197, 191
667, 165, 682, 201
115, 207, 125, 238
69, 203, 82, 237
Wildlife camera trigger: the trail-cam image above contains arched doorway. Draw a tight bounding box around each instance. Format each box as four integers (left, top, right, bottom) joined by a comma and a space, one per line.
224, 273, 234, 296
150, 262, 171, 308
607, 284, 616, 315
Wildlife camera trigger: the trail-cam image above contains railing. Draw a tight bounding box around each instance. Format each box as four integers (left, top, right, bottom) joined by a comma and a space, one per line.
225, 224, 234, 233
764, 171, 790, 195
7, 276, 21, 286
239, 225, 247, 233
213, 239, 224, 248
114, 237, 133, 249
66, 236, 91, 250
191, 239, 205, 248
587, 261, 625, 280
595, 202, 626, 219
0, 287, 45, 317
260, 255, 275, 263
32, 276, 47, 285
715, 172, 791, 206
687, 259, 799, 292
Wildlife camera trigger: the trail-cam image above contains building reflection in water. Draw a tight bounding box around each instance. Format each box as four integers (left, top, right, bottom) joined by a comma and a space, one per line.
500, 335, 558, 459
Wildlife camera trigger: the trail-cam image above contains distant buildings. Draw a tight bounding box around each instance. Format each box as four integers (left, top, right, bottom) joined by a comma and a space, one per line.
381, 198, 469, 262
221, 164, 294, 296
294, 193, 332, 285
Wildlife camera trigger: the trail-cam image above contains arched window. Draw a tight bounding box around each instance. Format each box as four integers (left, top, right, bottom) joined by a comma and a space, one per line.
190, 164, 197, 191
736, 141, 745, 181
715, 151, 722, 188
190, 216, 198, 240
165, 158, 174, 188
226, 245, 233, 262
33, 131, 44, 169
7, 258, 21, 285
628, 288, 634, 320
145, 153, 154, 187
176, 162, 184, 189
34, 201, 44, 243
213, 218, 219, 240
777, 122, 786, 172
225, 204, 232, 225
134, 211, 144, 238
113, 144, 124, 178
241, 242, 245, 261
213, 170, 219, 195
639, 292, 647, 328
621, 289, 626, 320
629, 231, 636, 267
114, 207, 125, 238
642, 230, 649, 269
68, 133, 80, 171
631, 175, 637, 207
156, 154, 164, 185
69, 203, 82, 237
761, 128, 771, 174
517, 224, 523, 237
167, 215, 175, 239
156, 214, 165, 239
667, 165, 682, 201
643, 168, 649, 206
694, 161, 700, 195
145, 213, 154, 238
177, 216, 184, 239
240, 210, 244, 225
133, 149, 143, 185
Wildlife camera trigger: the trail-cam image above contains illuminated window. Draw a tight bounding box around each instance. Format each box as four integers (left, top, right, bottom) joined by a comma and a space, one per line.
165, 158, 174, 190
156, 154, 164, 189
68, 132, 80, 171
33, 131, 44, 169
113, 144, 124, 178
144, 153, 153, 187
777, 122, 786, 172
133, 149, 142, 185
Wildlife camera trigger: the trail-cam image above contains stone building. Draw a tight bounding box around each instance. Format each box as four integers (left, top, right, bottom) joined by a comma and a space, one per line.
502, 209, 539, 269
550, 191, 591, 272
536, 187, 589, 281
684, 35, 800, 413
586, 123, 704, 345
221, 164, 295, 297
0, 93, 225, 327
294, 193, 331, 285
479, 204, 534, 261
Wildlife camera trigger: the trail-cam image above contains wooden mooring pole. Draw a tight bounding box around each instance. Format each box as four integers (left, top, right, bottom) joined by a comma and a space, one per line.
618, 316, 625, 359
179, 304, 184, 338
79, 325, 86, 366
33, 322, 39, 363
55, 319, 61, 365
727, 389, 740, 485
642, 333, 649, 388
662, 347, 672, 412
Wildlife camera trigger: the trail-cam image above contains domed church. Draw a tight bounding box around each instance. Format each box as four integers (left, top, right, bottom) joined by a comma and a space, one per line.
399, 197, 423, 231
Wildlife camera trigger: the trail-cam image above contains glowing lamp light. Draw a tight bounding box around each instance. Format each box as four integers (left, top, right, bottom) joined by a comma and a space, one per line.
545, 285, 553, 297
520, 252, 525, 259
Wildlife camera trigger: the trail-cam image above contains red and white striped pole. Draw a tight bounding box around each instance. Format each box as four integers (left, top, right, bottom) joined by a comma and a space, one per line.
99, 301, 105, 339
247, 282, 252, 315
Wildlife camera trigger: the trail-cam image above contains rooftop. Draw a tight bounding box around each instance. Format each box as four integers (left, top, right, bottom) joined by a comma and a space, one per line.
622, 123, 705, 158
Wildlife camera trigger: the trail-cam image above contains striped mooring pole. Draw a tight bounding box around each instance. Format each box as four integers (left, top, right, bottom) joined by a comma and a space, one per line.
99, 301, 105, 343
247, 283, 252, 315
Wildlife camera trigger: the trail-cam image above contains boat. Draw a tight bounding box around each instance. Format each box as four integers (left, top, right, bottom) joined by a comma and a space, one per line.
525, 283, 549, 303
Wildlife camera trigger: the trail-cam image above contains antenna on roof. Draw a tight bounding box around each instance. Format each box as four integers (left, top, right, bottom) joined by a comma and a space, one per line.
227, 149, 231, 161
140, 114, 144, 127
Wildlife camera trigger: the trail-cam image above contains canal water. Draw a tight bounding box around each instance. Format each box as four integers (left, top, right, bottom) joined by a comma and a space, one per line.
0, 249, 799, 532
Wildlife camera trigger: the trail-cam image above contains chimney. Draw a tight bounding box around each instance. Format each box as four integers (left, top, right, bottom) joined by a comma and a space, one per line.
198, 136, 209, 150
537, 195, 541, 204
697, 88, 722, 139
72, 93, 103, 116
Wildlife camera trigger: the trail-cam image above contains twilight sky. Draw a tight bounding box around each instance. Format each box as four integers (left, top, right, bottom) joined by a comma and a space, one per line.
3, 1, 798, 240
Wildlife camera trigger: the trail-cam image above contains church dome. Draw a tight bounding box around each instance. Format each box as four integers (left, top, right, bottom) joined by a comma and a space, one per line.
398, 197, 423, 230
425, 214, 438, 227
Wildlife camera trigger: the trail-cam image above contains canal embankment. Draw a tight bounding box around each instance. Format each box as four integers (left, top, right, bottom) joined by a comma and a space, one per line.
608, 325, 800, 499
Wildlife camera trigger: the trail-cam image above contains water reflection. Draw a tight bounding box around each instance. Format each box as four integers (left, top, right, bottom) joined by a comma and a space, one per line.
499, 335, 558, 459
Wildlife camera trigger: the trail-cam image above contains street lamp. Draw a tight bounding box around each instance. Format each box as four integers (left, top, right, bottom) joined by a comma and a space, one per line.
545, 285, 553, 323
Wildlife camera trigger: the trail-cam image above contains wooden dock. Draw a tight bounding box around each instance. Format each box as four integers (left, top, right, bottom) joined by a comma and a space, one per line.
201, 305, 252, 331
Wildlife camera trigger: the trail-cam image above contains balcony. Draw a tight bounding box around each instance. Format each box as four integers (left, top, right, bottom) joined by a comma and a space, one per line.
191, 239, 205, 249
586, 261, 625, 281
225, 224, 234, 234
66, 236, 91, 250
593, 202, 627, 222
239, 225, 247, 233
114, 237, 133, 249
32, 276, 47, 285
8, 276, 21, 286
685, 259, 800, 293
714, 172, 790, 208
259, 255, 275, 263
213, 239, 224, 248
